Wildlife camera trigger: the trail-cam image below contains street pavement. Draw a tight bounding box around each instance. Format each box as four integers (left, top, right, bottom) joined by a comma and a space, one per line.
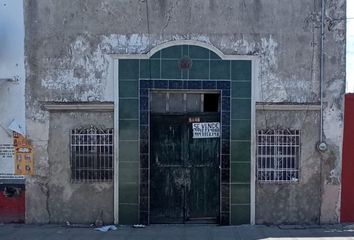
1, 223, 354, 240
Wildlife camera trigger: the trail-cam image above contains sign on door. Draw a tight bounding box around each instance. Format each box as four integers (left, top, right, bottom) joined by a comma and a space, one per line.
192, 122, 220, 138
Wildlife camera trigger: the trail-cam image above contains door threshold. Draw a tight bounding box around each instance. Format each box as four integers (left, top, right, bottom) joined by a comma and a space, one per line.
185, 217, 218, 224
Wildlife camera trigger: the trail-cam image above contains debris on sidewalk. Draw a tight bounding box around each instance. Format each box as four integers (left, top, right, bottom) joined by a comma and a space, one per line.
65, 221, 94, 228
94, 211, 104, 227
94, 225, 117, 232
133, 224, 146, 228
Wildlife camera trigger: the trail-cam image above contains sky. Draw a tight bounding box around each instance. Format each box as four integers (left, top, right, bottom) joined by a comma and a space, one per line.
347, 0, 354, 92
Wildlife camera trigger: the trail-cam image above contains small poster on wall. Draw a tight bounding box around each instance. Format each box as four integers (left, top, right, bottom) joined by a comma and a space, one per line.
13, 132, 34, 176
192, 122, 221, 138
0, 144, 14, 175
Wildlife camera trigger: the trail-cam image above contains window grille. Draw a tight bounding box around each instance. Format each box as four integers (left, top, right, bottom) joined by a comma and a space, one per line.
256, 129, 300, 183
70, 126, 113, 182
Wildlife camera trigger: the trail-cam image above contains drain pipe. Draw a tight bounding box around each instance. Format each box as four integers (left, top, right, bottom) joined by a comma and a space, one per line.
317, 0, 327, 153
318, 0, 326, 225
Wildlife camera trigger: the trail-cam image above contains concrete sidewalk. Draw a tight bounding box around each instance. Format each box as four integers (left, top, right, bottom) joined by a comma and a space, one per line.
1, 224, 354, 240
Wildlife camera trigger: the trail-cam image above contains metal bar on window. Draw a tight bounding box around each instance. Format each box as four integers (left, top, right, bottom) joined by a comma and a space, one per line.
70, 126, 114, 182
256, 129, 300, 183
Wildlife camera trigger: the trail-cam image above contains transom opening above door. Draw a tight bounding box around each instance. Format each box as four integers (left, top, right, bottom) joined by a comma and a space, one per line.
150, 91, 220, 114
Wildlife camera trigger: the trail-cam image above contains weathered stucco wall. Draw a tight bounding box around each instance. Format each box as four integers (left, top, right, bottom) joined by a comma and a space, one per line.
24, 0, 345, 223
256, 109, 321, 224
26, 111, 114, 224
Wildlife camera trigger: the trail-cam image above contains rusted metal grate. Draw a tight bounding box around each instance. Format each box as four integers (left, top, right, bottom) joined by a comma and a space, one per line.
256, 129, 300, 183
70, 126, 113, 182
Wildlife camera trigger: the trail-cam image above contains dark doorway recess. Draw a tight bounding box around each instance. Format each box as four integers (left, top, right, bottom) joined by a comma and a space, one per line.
150, 113, 220, 224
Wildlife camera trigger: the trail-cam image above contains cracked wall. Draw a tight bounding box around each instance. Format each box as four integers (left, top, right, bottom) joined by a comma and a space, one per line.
256, 110, 322, 224
26, 111, 114, 224
24, 0, 346, 223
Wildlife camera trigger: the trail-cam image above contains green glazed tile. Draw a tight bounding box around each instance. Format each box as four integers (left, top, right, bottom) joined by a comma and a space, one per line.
182, 45, 189, 56
210, 60, 230, 80
119, 99, 138, 119
161, 60, 181, 79
140, 59, 160, 79
231, 162, 250, 183
119, 204, 139, 224
232, 82, 251, 98
189, 45, 210, 59
231, 120, 251, 140
119, 161, 139, 183
161, 46, 182, 59
210, 51, 222, 59
231, 184, 250, 204
231, 60, 251, 81
119, 183, 139, 204
182, 70, 189, 79
231, 141, 251, 162
151, 51, 161, 59
119, 59, 139, 79
119, 120, 139, 140
189, 60, 209, 79
231, 204, 250, 224
119, 141, 139, 162
119, 80, 138, 98
231, 99, 251, 119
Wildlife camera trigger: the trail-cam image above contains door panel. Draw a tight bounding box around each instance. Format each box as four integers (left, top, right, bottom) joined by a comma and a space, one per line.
150, 114, 220, 223
186, 115, 220, 222
150, 116, 184, 223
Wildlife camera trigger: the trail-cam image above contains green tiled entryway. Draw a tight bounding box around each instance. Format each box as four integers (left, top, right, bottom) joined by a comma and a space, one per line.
118, 44, 252, 225
230, 60, 252, 224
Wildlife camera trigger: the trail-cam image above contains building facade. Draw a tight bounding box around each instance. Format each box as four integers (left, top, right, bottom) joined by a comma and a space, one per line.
0, 0, 346, 225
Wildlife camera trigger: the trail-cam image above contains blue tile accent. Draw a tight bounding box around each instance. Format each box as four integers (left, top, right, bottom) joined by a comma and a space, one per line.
169, 80, 183, 89
183, 81, 188, 89
222, 125, 231, 140
140, 80, 153, 88
222, 169, 230, 183
217, 81, 231, 90
222, 140, 230, 154
140, 88, 148, 97
140, 126, 149, 140
222, 89, 230, 97
222, 97, 231, 111
140, 97, 149, 111
187, 80, 202, 89
202, 81, 217, 89
140, 140, 148, 153
154, 80, 168, 89
222, 111, 231, 126
221, 155, 230, 168
140, 111, 148, 125
140, 154, 149, 168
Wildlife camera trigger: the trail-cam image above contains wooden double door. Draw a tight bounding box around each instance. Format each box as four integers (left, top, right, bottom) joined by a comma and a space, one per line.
150, 113, 220, 223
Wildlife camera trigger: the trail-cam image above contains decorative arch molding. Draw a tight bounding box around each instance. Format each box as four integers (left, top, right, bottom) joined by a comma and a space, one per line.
112, 39, 256, 61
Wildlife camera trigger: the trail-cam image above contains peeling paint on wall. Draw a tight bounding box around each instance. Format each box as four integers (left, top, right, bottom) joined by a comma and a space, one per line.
24, 0, 346, 224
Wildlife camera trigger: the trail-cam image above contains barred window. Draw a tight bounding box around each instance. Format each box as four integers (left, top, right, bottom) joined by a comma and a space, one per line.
256, 129, 300, 183
70, 126, 113, 182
